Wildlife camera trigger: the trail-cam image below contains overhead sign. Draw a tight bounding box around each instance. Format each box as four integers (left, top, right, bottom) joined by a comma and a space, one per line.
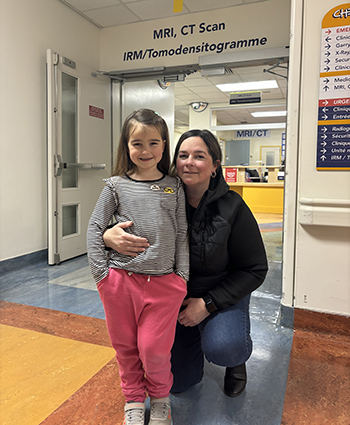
235, 129, 270, 138
230, 91, 261, 105
317, 3, 350, 170
100, 0, 291, 71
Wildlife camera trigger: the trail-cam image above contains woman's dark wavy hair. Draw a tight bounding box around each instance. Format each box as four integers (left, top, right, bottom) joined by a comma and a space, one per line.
170, 129, 222, 176
112, 109, 170, 176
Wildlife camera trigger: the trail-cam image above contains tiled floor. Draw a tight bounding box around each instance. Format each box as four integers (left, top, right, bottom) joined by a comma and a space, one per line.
1, 213, 348, 424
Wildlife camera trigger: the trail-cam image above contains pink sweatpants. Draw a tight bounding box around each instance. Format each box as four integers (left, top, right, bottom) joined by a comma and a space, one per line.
97, 268, 187, 402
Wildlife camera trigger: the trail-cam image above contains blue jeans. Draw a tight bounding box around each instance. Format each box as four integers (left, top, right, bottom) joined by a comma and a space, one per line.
171, 295, 252, 393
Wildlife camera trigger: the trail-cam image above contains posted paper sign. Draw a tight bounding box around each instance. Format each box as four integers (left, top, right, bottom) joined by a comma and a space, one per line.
89, 105, 104, 119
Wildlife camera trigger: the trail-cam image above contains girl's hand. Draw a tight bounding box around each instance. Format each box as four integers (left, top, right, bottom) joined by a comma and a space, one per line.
103, 221, 150, 256
177, 298, 210, 327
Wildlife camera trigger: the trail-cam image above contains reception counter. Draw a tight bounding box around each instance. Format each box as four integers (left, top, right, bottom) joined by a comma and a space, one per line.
228, 182, 284, 214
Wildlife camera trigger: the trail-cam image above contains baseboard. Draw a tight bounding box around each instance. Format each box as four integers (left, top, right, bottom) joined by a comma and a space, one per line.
0, 249, 48, 274
293, 308, 350, 338
278, 304, 294, 329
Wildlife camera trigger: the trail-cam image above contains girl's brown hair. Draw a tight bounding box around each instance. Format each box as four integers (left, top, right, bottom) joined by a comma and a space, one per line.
112, 109, 170, 176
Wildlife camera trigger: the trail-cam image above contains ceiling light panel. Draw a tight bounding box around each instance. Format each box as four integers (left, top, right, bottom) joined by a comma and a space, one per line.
251, 111, 287, 117
216, 80, 278, 92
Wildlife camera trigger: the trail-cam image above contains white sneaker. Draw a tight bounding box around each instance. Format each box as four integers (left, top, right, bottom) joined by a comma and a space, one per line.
149, 397, 173, 425
123, 402, 145, 425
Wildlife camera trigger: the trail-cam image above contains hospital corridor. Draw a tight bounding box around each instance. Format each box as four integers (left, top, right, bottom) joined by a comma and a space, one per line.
1, 0, 350, 424
1, 213, 349, 424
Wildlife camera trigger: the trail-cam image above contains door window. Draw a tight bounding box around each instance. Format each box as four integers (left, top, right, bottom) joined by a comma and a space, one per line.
62, 72, 78, 189
62, 204, 79, 237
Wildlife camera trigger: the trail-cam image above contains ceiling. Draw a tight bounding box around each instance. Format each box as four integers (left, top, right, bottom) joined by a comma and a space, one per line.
172, 64, 287, 130
60, 0, 288, 130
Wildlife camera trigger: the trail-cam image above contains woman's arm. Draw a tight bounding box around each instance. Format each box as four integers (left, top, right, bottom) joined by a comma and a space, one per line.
174, 179, 190, 281
207, 201, 268, 310
103, 222, 149, 257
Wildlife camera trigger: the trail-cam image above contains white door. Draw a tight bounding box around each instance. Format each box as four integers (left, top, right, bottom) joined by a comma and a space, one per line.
47, 49, 111, 265
112, 79, 175, 154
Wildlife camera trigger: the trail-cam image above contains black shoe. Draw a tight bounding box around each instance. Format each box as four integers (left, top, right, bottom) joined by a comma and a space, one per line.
224, 363, 247, 397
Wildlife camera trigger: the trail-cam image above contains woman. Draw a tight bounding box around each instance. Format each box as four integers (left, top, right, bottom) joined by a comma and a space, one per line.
103, 129, 268, 397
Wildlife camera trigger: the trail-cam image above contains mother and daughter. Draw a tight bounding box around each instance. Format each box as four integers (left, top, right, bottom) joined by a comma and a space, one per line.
87, 109, 268, 425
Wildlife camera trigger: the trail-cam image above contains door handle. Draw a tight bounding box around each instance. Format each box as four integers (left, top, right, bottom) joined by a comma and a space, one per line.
54, 154, 106, 177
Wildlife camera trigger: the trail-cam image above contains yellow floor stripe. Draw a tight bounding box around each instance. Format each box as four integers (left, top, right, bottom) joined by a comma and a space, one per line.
0, 324, 115, 425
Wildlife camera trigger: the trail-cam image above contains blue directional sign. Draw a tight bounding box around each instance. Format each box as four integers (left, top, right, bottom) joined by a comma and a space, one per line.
317, 121, 350, 168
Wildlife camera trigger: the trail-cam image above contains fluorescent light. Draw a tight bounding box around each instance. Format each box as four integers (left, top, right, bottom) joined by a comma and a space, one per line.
211, 123, 286, 131
216, 80, 278, 92
251, 111, 287, 117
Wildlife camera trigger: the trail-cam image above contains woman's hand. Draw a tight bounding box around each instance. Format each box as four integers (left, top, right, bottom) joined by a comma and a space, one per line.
103, 221, 149, 257
177, 298, 210, 327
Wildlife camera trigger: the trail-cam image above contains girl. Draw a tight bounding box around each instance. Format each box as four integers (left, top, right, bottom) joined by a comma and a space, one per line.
87, 109, 189, 425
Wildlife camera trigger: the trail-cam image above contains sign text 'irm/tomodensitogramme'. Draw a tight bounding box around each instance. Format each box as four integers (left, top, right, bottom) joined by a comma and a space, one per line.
122, 21, 268, 62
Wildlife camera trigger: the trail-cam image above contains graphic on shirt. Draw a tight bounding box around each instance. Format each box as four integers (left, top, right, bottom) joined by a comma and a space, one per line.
164, 187, 174, 193
150, 184, 161, 191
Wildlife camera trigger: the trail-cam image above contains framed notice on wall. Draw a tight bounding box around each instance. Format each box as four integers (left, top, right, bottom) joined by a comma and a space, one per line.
317, 3, 350, 170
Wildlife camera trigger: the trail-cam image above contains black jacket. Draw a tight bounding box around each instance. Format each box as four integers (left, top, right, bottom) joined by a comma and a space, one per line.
186, 169, 268, 310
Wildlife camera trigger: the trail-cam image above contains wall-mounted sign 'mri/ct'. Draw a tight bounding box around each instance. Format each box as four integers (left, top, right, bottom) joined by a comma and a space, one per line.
317, 3, 350, 170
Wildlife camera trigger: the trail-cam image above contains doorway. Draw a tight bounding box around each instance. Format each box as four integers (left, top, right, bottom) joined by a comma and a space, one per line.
47, 49, 111, 265
109, 58, 286, 267
261, 146, 281, 166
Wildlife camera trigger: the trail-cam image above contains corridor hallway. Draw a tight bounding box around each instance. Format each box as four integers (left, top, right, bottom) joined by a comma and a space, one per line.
1, 214, 349, 425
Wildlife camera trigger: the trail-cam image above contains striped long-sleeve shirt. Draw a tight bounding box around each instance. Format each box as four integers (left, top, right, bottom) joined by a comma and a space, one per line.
87, 174, 189, 284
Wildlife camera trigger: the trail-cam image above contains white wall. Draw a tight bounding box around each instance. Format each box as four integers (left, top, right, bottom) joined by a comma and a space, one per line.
0, 0, 101, 261
285, 0, 350, 315
174, 129, 185, 147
